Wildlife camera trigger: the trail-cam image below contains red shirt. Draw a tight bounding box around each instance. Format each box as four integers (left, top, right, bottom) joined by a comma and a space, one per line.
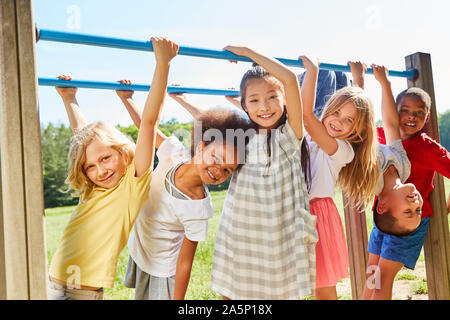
377, 127, 450, 218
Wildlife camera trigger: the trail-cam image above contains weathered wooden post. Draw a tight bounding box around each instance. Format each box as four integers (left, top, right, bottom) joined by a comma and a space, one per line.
343, 194, 368, 300
0, 0, 47, 299
405, 52, 450, 300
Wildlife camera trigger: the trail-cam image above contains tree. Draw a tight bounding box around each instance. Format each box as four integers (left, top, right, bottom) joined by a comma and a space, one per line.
438, 110, 450, 150
40, 123, 78, 208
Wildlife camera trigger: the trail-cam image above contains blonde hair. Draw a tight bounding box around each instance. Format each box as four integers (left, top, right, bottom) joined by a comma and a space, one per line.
321, 86, 378, 207
66, 122, 135, 196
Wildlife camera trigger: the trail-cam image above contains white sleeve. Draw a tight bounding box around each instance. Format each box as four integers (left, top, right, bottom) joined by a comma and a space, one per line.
156, 136, 189, 162
389, 139, 411, 183
176, 203, 213, 242
329, 139, 355, 165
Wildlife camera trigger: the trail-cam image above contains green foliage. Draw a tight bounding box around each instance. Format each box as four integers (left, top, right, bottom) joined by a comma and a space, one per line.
40, 123, 78, 208
396, 272, 420, 281
117, 124, 138, 142
438, 110, 450, 151
411, 280, 428, 295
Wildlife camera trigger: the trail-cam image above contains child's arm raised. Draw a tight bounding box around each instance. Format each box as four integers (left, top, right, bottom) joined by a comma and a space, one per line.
372, 64, 401, 144
168, 93, 206, 121
224, 45, 303, 138
174, 236, 198, 300
225, 95, 243, 110
348, 61, 367, 89
116, 81, 167, 149
134, 37, 179, 177
55, 75, 88, 134
299, 56, 340, 155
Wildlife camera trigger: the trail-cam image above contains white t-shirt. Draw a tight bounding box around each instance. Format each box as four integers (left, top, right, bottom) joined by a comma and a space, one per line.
127, 136, 214, 277
306, 133, 355, 200
375, 139, 411, 195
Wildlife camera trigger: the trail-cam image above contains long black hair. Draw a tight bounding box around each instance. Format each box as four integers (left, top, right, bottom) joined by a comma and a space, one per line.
239, 63, 311, 189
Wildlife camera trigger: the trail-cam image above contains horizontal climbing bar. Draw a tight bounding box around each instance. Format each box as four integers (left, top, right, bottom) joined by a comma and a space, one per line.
38, 77, 240, 96
37, 28, 417, 79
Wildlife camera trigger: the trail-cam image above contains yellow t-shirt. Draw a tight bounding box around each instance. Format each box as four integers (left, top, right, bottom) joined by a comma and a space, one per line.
49, 161, 152, 288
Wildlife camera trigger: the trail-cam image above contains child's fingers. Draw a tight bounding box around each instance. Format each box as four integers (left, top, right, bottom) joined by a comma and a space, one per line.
57, 75, 72, 81
117, 80, 132, 85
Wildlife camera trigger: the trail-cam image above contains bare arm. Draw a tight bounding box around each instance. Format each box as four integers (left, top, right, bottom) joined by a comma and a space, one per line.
372, 64, 401, 144
348, 61, 367, 89
55, 75, 87, 134
173, 236, 198, 300
225, 95, 243, 110
168, 93, 206, 120
134, 37, 179, 177
300, 56, 340, 155
224, 45, 303, 138
116, 84, 167, 148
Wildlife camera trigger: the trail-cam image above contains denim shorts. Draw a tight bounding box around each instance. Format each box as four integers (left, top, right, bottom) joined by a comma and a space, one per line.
367, 217, 429, 270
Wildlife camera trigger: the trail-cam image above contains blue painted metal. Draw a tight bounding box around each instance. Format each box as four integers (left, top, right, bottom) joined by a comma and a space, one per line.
37, 28, 417, 79
38, 77, 240, 96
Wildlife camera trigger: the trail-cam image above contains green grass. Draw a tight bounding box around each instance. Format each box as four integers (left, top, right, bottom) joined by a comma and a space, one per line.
45, 179, 450, 300
412, 280, 428, 295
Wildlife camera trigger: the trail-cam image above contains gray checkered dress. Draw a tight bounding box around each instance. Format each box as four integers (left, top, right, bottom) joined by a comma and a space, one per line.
210, 122, 318, 300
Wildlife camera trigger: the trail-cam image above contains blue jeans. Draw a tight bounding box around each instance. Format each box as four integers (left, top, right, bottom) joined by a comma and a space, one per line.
300, 70, 350, 118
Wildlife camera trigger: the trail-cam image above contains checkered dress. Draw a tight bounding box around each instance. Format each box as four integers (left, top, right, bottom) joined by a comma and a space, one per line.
210, 122, 318, 300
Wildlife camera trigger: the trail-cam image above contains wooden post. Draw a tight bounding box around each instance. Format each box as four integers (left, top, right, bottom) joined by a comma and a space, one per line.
0, 0, 47, 299
343, 193, 368, 300
405, 52, 450, 300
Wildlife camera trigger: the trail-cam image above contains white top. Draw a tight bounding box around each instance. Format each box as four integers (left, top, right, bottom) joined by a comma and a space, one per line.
306, 134, 355, 200
375, 139, 411, 195
127, 136, 214, 277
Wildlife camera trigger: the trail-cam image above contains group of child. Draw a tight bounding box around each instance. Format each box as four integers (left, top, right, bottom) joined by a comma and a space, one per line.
47, 37, 450, 300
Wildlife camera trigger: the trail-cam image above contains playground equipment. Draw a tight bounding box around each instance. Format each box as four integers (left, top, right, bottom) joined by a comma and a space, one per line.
0, 0, 448, 300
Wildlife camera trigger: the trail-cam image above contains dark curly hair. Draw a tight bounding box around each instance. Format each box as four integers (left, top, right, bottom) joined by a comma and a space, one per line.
190, 108, 257, 167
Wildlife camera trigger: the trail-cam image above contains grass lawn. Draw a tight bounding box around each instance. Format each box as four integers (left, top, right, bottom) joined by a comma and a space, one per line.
45, 178, 450, 300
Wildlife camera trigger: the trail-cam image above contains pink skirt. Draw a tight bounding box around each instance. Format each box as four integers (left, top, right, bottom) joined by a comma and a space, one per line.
309, 197, 349, 288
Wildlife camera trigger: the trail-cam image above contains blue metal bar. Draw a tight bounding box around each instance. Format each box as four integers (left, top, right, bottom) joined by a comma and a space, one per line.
38, 77, 240, 96
37, 28, 417, 79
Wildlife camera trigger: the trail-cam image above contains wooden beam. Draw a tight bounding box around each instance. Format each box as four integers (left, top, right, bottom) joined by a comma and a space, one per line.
0, 0, 29, 299
405, 52, 450, 300
16, 0, 47, 300
0, 0, 47, 299
0, 113, 5, 300
342, 193, 368, 300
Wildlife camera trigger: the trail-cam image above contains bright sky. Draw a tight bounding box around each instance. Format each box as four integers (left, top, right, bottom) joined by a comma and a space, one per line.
35, 0, 450, 127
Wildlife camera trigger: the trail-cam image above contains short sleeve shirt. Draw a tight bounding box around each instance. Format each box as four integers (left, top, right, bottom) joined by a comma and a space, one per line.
127, 136, 214, 278
306, 134, 355, 199
375, 139, 411, 195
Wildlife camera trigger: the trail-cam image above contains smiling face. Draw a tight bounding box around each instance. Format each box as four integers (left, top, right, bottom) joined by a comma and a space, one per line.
397, 96, 430, 140
83, 139, 128, 189
377, 183, 423, 234
242, 78, 285, 131
322, 101, 357, 139
193, 141, 239, 185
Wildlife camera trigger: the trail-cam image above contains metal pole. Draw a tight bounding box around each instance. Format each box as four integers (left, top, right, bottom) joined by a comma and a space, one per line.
38, 77, 240, 96
37, 28, 417, 79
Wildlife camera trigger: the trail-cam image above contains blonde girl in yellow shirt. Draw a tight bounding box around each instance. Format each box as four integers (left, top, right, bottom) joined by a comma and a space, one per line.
47, 37, 179, 300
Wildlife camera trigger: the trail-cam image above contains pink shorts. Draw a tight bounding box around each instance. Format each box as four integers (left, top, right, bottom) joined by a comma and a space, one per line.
310, 197, 349, 288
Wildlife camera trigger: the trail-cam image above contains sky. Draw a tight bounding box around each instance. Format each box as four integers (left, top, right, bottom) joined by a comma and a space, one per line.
34, 0, 450, 127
